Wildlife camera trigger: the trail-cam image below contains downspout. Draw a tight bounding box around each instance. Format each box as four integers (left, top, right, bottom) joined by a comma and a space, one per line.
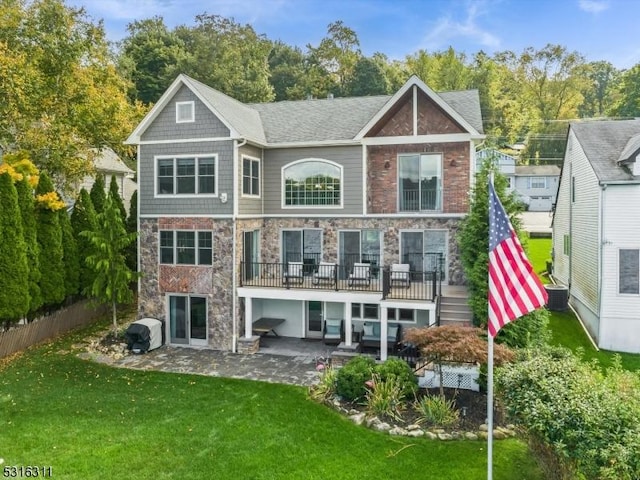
231, 138, 247, 353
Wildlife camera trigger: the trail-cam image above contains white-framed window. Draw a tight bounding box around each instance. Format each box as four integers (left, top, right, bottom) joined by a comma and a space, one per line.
155, 155, 217, 196
351, 303, 379, 320
398, 153, 442, 211
387, 308, 416, 323
159, 230, 213, 266
176, 101, 195, 123
242, 155, 260, 197
281, 229, 322, 268
529, 177, 547, 189
619, 248, 639, 295
282, 159, 342, 208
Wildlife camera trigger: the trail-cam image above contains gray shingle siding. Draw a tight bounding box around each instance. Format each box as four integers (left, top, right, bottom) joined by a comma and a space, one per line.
238, 143, 264, 216
262, 145, 363, 215
139, 140, 234, 216
142, 85, 230, 142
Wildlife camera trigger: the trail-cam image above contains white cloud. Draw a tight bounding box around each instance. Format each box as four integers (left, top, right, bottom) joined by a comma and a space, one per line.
420, 1, 500, 52
578, 0, 609, 13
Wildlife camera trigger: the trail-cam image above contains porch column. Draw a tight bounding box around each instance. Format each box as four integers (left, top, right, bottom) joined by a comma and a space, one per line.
380, 306, 388, 361
344, 302, 352, 346
244, 296, 253, 339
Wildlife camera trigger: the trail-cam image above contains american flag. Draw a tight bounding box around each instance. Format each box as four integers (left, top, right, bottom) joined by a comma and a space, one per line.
488, 181, 548, 337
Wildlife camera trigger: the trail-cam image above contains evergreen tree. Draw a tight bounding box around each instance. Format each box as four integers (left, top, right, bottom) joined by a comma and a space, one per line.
59, 206, 80, 297
35, 172, 66, 307
90, 174, 107, 215
0, 172, 30, 325
82, 195, 138, 334
457, 157, 549, 348
71, 188, 98, 294
125, 190, 138, 271
109, 175, 127, 223
15, 178, 42, 316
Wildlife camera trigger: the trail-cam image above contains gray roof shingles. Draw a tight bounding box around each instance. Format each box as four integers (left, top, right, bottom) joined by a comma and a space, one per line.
181, 75, 483, 145
571, 119, 640, 182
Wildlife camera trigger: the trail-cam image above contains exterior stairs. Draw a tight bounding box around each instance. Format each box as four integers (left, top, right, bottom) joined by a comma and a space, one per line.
438, 286, 473, 327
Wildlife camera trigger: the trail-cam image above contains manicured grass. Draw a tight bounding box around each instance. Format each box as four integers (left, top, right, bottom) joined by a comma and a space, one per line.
0, 324, 543, 480
528, 237, 640, 372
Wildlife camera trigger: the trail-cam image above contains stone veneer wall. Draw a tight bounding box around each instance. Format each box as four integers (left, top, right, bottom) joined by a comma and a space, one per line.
256, 217, 466, 285
138, 217, 234, 350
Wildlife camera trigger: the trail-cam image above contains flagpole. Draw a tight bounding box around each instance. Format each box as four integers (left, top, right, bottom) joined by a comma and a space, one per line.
487, 172, 495, 480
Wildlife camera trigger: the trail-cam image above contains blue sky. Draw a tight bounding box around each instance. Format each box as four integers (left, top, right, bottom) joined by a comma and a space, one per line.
72, 0, 640, 69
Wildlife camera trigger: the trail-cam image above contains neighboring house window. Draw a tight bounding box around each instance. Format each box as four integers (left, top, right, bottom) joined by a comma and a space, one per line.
398, 153, 442, 211
563, 235, 570, 256
529, 177, 547, 189
159, 230, 213, 266
571, 176, 576, 203
156, 155, 217, 196
242, 156, 260, 196
176, 101, 195, 123
283, 159, 342, 207
619, 249, 639, 294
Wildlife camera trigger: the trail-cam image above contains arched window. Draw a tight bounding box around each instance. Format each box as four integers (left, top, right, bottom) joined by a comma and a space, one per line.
282, 159, 342, 207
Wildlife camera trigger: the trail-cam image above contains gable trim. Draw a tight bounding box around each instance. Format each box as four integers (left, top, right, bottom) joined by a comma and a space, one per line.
362, 133, 481, 146
125, 74, 240, 145
354, 75, 480, 140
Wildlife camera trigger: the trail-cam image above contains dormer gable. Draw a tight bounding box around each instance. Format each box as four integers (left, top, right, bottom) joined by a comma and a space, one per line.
618, 133, 640, 176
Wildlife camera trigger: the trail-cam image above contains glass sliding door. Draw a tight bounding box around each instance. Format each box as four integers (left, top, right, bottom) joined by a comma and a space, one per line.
339, 231, 360, 279
243, 230, 259, 281
282, 229, 322, 274
400, 231, 448, 283
168, 295, 208, 346
398, 154, 442, 211
339, 230, 381, 279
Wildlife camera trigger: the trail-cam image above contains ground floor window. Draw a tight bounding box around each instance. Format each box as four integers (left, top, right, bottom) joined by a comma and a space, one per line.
387, 308, 415, 322
351, 303, 379, 320
168, 295, 207, 345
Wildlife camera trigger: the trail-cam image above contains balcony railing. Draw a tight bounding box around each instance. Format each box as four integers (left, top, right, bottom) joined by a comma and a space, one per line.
240, 261, 440, 301
399, 188, 441, 212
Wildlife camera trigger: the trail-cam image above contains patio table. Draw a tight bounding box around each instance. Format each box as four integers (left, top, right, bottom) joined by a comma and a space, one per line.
252, 317, 285, 337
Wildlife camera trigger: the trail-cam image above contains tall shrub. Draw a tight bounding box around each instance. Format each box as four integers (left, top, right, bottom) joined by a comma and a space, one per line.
59, 206, 80, 297
0, 172, 30, 325
109, 175, 127, 223
71, 188, 97, 294
15, 178, 42, 316
90, 173, 107, 215
35, 172, 66, 307
125, 189, 138, 271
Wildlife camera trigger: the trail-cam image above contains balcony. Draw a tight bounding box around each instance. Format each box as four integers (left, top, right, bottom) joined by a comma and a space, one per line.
240, 261, 440, 301
367, 186, 469, 214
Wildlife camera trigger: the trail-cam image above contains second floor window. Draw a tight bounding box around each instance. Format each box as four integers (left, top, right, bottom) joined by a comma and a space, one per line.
398, 153, 442, 211
242, 156, 260, 196
156, 155, 217, 196
160, 230, 213, 266
283, 159, 342, 207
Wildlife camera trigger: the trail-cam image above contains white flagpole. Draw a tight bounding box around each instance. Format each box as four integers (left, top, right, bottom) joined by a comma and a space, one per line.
487, 172, 495, 480
487, 334, 494, 480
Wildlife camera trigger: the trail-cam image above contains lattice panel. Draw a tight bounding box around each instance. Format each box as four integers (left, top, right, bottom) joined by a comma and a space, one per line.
419, 364, 480, 392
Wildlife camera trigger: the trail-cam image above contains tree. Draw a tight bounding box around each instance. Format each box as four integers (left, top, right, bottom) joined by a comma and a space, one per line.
268, 41, 307, 101
404, 325, 514, 396
578, 61, 620, 118
125, 190, 138, 272
0, 0, 146, 189
344, 56, 389, 96
35, 172, 66, 307
109, 175, 127, 224
82, 195, 138, 335
90, 174, 107, 215
608, 64, 640, 118
456, 157, 549, 348
0, 172, 30, 327
15, 178, 42, 316
117, 16, 187, 104
71, 189, 98, 294
59, 206, 79, 298
175, 14, 274, 103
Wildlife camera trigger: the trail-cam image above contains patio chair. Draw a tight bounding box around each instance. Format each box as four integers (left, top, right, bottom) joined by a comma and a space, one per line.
283, 261, 304, 284
323, 318, 344, 345
390, 263, 411, 288
348, 262, 371, 286
312, 262, 336, 286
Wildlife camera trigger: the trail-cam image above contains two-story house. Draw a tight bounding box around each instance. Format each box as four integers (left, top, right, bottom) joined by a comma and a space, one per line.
126, 74, 484, 360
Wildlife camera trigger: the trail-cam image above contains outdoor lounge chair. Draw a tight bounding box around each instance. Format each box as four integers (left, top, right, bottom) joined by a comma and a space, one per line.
390, 263, 411, 288
312, 262, 336, 285
323, 318, 344, 345
360, 322, 402, 352
348, 262, 371, 286
283, 261, 304, 284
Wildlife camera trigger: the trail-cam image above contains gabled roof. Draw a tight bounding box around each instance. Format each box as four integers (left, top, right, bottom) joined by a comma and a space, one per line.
92, 147, 134, 175
126, 74, 484, 146
571, 119, 640, 182
619, 133, 640, 163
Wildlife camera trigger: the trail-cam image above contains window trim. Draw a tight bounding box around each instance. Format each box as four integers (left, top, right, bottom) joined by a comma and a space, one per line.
158, 230, 213, 266
529, 177, 547, 189
176, 101, 195, 123
241, 155, 261, 198
397, 152, 443, 212
387, 308, 416, 323
619, 248, 640, 295
154, 154, 219, 198
280, 228, 323, 264
281, 158, 343, 209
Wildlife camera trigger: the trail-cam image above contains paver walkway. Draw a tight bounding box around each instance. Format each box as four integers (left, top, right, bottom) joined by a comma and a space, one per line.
112, 345, 323, 387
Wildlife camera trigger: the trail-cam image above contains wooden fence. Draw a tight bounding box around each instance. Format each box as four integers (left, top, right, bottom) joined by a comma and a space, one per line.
0, 300, 109, 359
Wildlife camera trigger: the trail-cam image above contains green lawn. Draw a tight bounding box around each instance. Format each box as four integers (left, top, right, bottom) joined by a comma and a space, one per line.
1, 324, 542, 480
527, 237, 640, 371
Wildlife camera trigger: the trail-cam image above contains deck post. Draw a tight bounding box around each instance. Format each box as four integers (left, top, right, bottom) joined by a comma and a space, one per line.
380, 307, 388, 361
244, 296, 253, 339
344, 302, 352, 346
